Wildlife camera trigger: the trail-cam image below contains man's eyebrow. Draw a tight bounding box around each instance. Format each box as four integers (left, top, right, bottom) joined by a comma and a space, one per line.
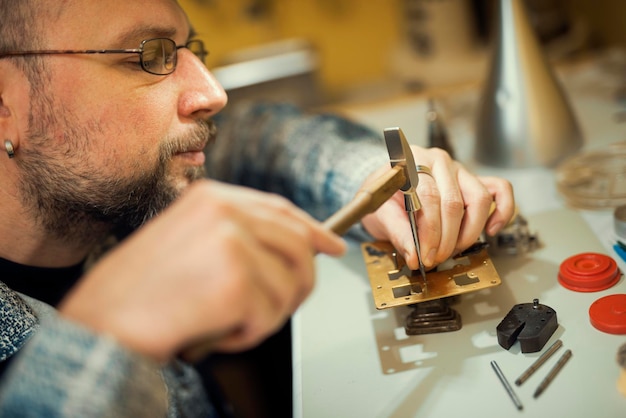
112, 26, 180, 47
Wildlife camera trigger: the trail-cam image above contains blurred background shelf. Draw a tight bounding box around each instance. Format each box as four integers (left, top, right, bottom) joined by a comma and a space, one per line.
180, 0, 626, 106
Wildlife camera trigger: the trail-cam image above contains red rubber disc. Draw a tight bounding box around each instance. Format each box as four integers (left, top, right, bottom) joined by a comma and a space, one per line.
558, 253, 621, 292
589, 294, 626, 334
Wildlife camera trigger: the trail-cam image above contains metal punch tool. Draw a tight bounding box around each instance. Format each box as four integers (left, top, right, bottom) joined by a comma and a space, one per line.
384, 127, 428, 287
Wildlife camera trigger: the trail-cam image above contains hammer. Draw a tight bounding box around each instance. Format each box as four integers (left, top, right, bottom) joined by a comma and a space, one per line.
323, 126, 428, 281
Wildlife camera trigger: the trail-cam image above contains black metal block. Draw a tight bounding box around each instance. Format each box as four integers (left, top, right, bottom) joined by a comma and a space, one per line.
496, 299, 558, 353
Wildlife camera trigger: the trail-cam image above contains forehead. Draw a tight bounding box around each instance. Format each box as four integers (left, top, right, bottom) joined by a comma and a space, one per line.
42, 0, 190, 46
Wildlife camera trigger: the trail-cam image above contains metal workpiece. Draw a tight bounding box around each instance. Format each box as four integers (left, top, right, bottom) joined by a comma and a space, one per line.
475, 0, 583, 168
361, 241, 501, 310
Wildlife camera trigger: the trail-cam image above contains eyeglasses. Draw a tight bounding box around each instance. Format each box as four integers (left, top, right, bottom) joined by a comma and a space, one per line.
0, 38, 208, 76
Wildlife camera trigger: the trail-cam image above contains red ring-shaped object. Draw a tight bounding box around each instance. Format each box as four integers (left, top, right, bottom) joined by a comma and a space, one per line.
558, 252, 621, 292
589, 294, 626, 334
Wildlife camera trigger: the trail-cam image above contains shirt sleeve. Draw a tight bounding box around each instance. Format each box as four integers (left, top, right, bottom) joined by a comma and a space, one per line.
205, 101, 390, 227
0, 307, 169, 418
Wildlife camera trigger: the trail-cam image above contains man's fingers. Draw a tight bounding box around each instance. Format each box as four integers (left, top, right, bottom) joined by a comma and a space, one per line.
478, 176, 516, 236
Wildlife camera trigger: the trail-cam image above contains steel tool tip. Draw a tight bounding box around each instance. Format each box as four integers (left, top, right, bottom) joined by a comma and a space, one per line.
419, 263, 427, 289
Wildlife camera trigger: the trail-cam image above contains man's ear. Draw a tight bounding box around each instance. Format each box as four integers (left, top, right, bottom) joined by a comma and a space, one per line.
0, 63, 29, 153
0, 96, 11, 118
0, 95, 17, 159
0, 93, 19, 155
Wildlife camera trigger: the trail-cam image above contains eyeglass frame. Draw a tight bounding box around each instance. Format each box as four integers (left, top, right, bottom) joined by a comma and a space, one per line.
0, 37, 208, 76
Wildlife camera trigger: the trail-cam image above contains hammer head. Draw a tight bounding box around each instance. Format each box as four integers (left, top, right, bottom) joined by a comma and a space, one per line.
384, 127, 421, 212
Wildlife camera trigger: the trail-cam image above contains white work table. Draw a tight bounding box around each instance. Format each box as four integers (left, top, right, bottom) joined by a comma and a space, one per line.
293, 55, 626, 417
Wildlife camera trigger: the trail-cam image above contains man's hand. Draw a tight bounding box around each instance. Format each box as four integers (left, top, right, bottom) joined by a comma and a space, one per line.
58, 180, 346, 362
361, 146, 515, 271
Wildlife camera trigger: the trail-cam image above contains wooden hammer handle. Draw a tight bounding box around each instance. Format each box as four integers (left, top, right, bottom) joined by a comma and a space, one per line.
323, 164, 406, 235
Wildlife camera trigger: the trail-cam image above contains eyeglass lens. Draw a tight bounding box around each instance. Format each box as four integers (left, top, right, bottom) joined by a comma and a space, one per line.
186, 40, 208, 64
141, 38, 207, 75
142, 38, 176, 75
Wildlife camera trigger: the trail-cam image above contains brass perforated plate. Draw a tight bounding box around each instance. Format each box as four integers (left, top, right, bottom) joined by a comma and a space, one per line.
361, 241, 502, 310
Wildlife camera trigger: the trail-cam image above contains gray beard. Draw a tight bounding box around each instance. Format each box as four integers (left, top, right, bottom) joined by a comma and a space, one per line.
18, 119, 215, 246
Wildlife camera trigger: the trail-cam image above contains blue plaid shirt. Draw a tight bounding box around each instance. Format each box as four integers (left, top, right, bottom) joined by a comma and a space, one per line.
0, 101, 389, 417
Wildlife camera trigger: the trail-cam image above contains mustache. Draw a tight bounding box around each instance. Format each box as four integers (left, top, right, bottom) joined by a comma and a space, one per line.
162, 118, 218, 159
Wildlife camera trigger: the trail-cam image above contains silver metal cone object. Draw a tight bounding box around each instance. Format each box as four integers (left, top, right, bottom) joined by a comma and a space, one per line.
475, 0, 583, 168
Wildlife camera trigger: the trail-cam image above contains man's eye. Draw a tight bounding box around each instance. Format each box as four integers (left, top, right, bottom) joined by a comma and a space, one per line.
143, 59, 159, 71
125, 60, 144, 70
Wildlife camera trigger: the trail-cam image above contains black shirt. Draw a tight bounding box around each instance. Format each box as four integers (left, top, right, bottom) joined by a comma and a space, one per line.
0, 257, 84, 307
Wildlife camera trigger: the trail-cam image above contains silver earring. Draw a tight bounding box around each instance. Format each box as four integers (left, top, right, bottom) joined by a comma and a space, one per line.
4, 140, 14, 158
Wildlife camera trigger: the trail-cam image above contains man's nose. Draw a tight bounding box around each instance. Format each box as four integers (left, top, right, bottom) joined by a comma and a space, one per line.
176, 49, 228, 118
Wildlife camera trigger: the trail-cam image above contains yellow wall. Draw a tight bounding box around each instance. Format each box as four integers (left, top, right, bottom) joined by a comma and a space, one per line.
179, 0, 401, 97
179, 0, 626, 99
568, 0, 626, 48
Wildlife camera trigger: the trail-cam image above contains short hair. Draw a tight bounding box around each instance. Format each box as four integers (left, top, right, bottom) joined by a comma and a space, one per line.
0, 1, 50, 91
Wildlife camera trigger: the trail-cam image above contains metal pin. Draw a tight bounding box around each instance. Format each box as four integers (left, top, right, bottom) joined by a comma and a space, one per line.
533, 349, 572, 398
392, 251, 400, 269
515, 339, 563, 386
491, 360, 523, 411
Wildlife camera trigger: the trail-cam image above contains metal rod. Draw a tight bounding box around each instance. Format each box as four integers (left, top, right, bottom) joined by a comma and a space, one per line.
408, 210, 427, 290
490, 360, 523, 411
533, 349, 573, 398
515, 339, 563, 386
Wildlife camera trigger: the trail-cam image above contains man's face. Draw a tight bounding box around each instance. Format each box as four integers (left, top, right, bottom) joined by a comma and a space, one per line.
17, 0, 227, 241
